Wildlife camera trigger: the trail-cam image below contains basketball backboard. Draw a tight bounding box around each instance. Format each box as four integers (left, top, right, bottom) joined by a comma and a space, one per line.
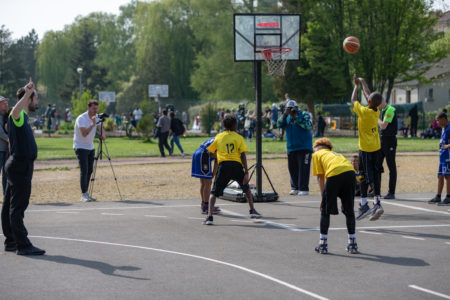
98, 91, 115, 106
234, 13, 300, 62
148, 84, 169, 98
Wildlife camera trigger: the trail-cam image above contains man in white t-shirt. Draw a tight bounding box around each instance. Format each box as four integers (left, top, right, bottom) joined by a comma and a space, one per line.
73, 100, 105, 202
133, 107, 143, 125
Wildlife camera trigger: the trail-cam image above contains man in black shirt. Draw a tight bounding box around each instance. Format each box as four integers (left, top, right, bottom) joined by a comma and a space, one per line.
378, 99, 398, 199
1, 78, 45, 255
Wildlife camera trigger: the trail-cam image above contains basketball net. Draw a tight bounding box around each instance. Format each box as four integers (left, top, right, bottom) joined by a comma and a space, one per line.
261, 48, 292, 77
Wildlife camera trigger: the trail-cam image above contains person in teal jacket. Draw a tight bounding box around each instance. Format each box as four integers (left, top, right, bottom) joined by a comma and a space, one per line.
278, 100, 313, 196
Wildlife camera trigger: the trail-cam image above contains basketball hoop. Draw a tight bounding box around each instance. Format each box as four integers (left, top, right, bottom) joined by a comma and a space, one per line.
261, 47, 292, 77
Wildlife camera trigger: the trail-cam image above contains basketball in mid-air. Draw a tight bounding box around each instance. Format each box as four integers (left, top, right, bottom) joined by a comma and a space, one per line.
343, 36, 360, 54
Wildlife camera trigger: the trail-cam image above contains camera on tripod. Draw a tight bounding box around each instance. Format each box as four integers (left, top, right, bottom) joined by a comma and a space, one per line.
97, 112, 109, 122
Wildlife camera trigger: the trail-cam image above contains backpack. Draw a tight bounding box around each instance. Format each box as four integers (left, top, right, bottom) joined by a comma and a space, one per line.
173, 119, 185, 136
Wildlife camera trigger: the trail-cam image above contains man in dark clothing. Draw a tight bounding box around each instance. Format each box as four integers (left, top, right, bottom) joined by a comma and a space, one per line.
378, 99, 398, 199
409, 105, 418, 137
156, 110, 172, 157
1, 78, 45, 255
317, 112, 326, 137
169, 111, 185, 157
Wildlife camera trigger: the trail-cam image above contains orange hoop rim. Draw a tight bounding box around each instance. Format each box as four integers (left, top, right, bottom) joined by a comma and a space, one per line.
261, 47, 292, 60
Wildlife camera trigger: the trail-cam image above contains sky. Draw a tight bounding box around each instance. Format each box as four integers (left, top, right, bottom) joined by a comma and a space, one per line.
1, 0, 449, 41
0, 0, 133, 40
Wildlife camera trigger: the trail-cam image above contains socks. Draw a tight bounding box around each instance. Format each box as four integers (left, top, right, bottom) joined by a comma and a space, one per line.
348, 234, 356, 239
374, 196, 381, 205
361, 197, 368, 206
320, 234, 328, 240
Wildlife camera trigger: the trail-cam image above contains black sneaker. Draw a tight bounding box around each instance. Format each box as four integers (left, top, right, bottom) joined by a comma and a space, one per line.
346, 238, 359, 254
383, 193, 395, 199
4, 244, 16, 252
428, 195, 441, 204
201, 202, 208, 214
249, 209, 262, 219
202, 216, 213, 225
369, 203, 384, 221
16, 245, 45, 256
356, 203, 371, 220
437, 197, 450, 206
315, 239, 328, 254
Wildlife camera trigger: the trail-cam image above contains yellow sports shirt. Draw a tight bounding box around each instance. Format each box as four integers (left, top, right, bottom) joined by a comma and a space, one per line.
312, 149, 355, 178
353, 101, 381, 152
206, 131, 248, 165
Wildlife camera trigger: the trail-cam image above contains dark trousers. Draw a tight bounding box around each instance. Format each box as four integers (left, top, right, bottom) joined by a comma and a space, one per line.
1, 157, 34, 249
381, 136, 397, 194
75, 149, 95, 194
158, 131, 171, 157
287, 150, 312, 191
320, 171, 356, 235
359, 150, 382, 197
410, 121, 417, 137
0, 151, 8, 195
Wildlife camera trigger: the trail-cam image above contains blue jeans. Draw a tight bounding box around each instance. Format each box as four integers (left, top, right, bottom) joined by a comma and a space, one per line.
170, 135, 184, 154
0, 151, 7, 195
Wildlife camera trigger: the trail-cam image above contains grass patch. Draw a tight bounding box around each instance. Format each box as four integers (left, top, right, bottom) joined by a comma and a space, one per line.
35, 136, 438, 160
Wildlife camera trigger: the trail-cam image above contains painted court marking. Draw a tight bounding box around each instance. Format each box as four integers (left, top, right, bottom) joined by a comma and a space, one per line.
56, 212, 80, 214
382, 201, 450, 215
27, 235, 329, 300
409, 285, 450, 299
144, 215, 168, 218
359, 230, 382, 235
101, 213, 124, 216
401, 236, 425, 241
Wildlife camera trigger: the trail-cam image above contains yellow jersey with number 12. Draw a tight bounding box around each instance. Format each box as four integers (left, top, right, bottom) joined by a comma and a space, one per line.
353, 101, 381, 152
206, 131, 248, 165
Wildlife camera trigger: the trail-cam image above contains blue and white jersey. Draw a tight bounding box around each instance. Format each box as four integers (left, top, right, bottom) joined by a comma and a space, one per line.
191, 137, 216, 179
439, 124, 450, 163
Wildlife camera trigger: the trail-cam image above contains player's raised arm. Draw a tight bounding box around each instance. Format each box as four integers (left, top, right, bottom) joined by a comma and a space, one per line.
12, 78, 34, 120
351, 74, 360, 104
358, 77, 371, 101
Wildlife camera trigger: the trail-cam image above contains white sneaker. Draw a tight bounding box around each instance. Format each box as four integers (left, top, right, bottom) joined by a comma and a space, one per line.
298, 191, 309, 196
290, 189, 299, 195
81, 193, 91, 202
182, 152, 185, 158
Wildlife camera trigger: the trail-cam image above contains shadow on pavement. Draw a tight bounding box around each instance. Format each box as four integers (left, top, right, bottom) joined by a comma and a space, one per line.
34, 203, 73, 207
329, 252, 429, 267
30, 255, 150, 280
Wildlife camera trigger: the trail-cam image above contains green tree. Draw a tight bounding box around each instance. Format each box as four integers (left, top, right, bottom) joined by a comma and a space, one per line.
71, 89, 107, 117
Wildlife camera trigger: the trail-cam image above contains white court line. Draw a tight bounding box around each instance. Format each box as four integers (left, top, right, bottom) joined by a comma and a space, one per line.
144, 215, 168, 218
101, 213, 124, 216
221, 209, 302, 231
359, 230, 382, 235
401, 236, 425, 241
445, 242, 450, 245
409, 285, 450, 299
28, 203, 242, 213
56, 212, 80, 214
26, 235, 329, 300
231, 219, 254, 223
382, 200, 450, 215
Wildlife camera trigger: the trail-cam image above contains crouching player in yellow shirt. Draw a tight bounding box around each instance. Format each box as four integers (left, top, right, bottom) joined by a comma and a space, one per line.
312, 138, 358, 254
203, 114, 262, 225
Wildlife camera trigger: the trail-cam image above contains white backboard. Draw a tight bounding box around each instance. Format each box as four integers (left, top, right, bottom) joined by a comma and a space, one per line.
148, 84, 169, 98
234, 14, 300, 62
98, 91, 115, 106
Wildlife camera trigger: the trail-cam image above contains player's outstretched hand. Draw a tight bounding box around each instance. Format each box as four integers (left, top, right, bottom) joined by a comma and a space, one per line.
24, 77, 34, 95
353, 74, 360, 85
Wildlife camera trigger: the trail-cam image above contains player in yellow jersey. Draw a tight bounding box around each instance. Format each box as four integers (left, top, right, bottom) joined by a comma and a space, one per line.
203, 114, 262, 225
312, 138, 358, 254
352, 75, 384, 221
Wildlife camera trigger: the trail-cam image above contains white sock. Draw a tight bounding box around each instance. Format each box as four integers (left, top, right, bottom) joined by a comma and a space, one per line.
361, 197, 368, 206
348, 234, 356, 239
320, 234, 328, 240
374, 196, 381, 205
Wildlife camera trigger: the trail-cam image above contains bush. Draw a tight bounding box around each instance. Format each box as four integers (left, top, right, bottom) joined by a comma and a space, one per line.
136, 114, 156, 140
200, 102, 217, 135
103, 118, 115, 132
59, 121, 74, 131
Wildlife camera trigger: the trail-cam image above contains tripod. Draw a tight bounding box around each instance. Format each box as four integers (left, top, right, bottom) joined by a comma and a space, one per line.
88, 121, 123, 200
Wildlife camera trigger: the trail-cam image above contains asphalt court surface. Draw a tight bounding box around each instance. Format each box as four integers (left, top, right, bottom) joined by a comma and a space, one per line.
1, 193, 449, 300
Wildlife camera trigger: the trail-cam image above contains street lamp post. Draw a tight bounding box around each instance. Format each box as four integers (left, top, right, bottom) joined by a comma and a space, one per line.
77, 67, 83, 101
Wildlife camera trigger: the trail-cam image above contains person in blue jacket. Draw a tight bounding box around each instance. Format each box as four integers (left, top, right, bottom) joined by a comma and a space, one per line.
277, 100, 313, 196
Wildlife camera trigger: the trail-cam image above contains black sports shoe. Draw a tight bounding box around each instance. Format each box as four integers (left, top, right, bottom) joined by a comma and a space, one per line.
249, 209, 262, 219
369, 203, 384, 221
201, 202, 208, 214
428, 195, 441, 204
16, 245, 45, 256
346, 238, 359, 254
356, 203, 371, 220
315, 239, 328, 254
202, 216, 213, 225
4, 245, 16, 252
437, 197, 450, 206
383, 193, 395, 199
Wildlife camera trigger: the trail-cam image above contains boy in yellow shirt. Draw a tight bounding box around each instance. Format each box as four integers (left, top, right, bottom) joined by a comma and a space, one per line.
203, 114, 262, 225
352, 75, 384, 221
312, 138, 358, 254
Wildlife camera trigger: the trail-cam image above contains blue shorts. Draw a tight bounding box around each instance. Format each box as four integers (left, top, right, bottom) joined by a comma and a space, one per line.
191, 148, 213, 179
438, 162, 450, 176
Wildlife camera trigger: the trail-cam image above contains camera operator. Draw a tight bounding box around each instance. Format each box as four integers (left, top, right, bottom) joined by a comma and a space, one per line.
236, 104, 246, 136
277, 100, 313, 196
73, 100, 105, 202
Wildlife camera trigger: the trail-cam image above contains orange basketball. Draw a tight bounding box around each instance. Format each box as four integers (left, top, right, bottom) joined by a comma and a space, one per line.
343, 36, 360, 54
